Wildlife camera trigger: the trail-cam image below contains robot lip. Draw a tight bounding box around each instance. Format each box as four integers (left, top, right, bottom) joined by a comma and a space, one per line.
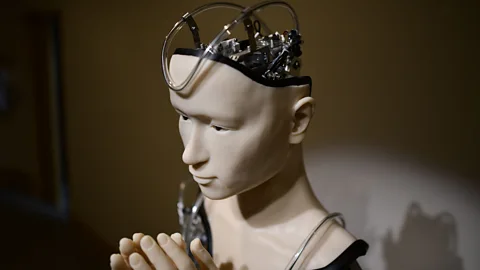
193, 175, 215, 185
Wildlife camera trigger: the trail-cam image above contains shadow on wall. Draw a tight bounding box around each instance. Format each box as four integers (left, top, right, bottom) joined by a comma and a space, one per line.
383, 202, 464, 270
303, 149, 376, 246
304, 147, 480, 270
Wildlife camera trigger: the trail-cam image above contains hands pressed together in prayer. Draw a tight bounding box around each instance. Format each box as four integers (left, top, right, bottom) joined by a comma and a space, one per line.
110, 232, 218, 270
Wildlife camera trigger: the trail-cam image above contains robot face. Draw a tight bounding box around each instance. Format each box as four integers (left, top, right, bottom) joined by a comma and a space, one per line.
169, 53, 295, 200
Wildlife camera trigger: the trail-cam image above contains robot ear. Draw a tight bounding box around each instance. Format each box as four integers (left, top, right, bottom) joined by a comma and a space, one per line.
289, 96, 315, 144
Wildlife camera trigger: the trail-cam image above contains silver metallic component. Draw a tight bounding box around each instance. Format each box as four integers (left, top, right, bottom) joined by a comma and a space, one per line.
285, 212, 346, 270
161, 1, 302, 91
177, 179, 212, 262
214, 29, 303, 80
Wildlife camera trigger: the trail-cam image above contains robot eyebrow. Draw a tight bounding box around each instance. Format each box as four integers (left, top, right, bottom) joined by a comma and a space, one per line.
174, 107, 243, 126
174, 107, 214, 122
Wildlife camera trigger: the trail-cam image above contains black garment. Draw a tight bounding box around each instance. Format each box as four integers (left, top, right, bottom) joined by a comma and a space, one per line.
312, 240, 369, 270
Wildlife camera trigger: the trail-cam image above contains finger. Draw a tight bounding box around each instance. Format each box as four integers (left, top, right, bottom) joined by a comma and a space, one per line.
191, 238, 218, 270
110, 253, 130, 270
133, 233, 144, 245
133, 233, 149, 262
129, 252, 152, 270
139, 235, 176, 270
171, 232, 186, 250
119, 238, 135, 267
158, 233, 196, 270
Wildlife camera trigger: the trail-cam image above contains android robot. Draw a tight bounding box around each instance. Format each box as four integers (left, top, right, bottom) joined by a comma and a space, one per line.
110, 2, 369, 269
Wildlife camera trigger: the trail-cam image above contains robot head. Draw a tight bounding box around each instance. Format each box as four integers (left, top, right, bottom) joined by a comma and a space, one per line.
161, 1, 312, 94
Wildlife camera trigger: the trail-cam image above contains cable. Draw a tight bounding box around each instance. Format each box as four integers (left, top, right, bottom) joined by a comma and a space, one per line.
284, 212, 346, 270
161, 1, 299, 91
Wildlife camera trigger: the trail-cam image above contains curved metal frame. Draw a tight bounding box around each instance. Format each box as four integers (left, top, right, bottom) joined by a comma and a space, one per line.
285, 212, 346, 270
161, 1, 299, 91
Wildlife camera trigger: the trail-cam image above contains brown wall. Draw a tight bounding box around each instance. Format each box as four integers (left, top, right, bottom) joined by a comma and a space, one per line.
7, 0, 478, 268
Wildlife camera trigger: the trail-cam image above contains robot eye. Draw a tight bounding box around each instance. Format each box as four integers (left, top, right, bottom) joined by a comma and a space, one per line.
212, 125, 228, 132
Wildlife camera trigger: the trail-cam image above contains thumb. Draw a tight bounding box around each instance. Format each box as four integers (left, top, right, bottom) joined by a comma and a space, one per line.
190, 238, 218, 270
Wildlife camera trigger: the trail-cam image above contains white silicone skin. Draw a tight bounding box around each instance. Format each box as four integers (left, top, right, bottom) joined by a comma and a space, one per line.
110, 53, 359, 270
168, 53, 358, 269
